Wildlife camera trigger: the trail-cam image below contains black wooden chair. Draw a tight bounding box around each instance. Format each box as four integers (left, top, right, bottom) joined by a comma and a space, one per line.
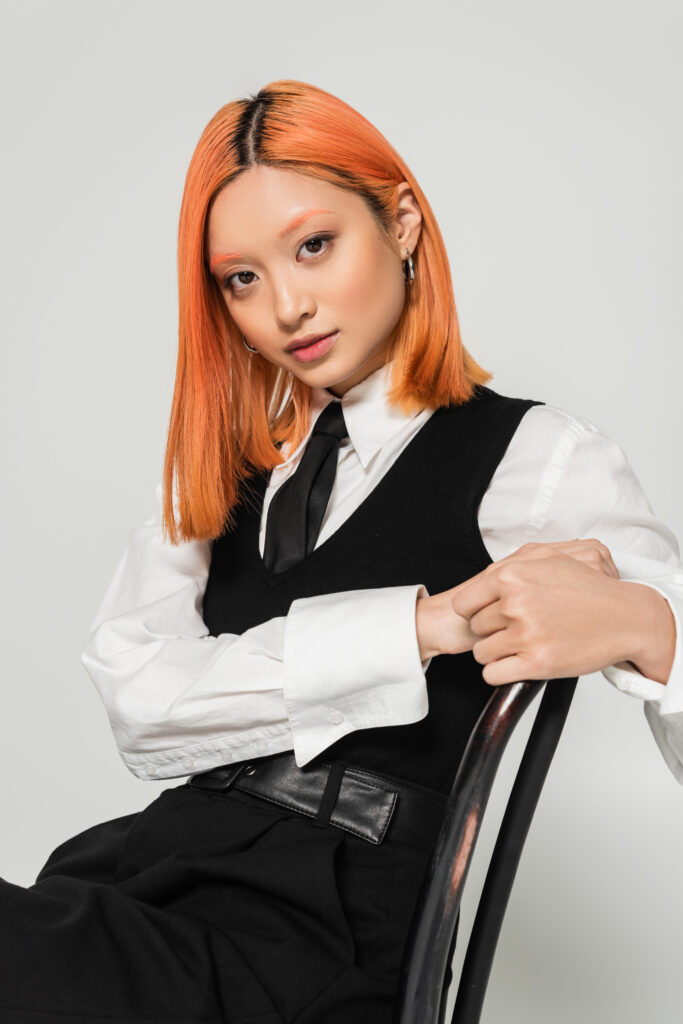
394, 676, 579, 1024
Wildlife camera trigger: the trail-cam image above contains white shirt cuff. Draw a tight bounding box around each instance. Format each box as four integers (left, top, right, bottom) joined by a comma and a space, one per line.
601, 583, 682, 702
283, 583, 430, 766
602, 582, 683, 783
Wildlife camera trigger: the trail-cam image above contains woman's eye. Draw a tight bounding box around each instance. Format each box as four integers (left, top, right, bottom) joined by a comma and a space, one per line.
299, 234, 333, 258
222, 235, 333, 294
223, 270, 256, 293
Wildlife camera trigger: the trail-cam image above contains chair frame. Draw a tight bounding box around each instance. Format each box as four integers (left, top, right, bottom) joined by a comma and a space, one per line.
394, 676, 578, 1024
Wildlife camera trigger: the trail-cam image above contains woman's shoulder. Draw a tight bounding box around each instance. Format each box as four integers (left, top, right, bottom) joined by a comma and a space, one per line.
464, 386, 610, 455
471, 391, 626, 501
478, 385, 612, 443
509, 400, 623, 485
519, 399, 609, 439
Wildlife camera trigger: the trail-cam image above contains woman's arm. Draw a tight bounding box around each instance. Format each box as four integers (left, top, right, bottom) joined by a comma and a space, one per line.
512, 407, 683, 714
417, 404, 683, 782
81, 483, 429, 780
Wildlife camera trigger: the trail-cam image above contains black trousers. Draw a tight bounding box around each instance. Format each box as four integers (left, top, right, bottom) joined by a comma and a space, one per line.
0, 779, 443, 1023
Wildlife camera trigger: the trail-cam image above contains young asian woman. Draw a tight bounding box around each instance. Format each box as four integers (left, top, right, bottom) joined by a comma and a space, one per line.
1, 79, 681, 1024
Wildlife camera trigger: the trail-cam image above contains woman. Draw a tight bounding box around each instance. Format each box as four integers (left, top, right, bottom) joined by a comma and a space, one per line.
2, 79, 681, 1024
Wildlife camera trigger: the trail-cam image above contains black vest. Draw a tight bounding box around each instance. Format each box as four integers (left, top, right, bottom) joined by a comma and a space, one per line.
202, 385, 545, 796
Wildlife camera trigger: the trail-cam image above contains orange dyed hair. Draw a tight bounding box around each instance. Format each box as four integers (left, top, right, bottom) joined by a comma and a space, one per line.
163, 79, 492, 544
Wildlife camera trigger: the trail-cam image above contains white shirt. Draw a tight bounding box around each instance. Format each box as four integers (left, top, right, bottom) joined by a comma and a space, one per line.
80, 361, 683, 784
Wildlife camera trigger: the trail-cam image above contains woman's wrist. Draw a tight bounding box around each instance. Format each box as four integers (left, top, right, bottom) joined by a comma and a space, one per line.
616, 581, 676, 684
416, 591, 475, 661
416, 594, 437, 661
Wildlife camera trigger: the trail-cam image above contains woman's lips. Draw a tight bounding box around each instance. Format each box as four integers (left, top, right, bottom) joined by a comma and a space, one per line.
289, 331, 339, 363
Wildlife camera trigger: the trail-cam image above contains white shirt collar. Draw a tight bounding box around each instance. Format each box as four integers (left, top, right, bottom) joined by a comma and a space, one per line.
277, 359, 422, 471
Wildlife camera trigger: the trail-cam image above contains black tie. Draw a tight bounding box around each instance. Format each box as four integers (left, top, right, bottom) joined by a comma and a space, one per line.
263, 400, 349, 574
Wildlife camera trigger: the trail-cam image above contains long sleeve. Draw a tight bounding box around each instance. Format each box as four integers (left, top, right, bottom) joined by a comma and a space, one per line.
478, 404, 683, 782
81, 483, 429, 779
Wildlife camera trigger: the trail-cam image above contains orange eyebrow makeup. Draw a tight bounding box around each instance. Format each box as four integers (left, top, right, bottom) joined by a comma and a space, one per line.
209, 208, 334, 272
277, 208, 334, 238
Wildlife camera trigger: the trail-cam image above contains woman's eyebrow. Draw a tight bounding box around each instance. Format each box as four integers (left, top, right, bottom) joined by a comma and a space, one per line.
278, 208, 334, 238
209, 208, 335, 271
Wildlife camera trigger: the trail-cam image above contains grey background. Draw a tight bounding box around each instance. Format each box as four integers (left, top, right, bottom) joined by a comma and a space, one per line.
0, 1, 681, 1021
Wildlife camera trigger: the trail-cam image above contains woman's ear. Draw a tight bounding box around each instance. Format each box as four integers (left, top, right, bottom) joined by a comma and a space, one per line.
393, 181, 423, 256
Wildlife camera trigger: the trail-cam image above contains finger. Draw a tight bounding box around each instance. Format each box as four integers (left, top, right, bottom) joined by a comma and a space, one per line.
472, 626, 517, 666
588, 551, 620, 579
469, 600, 508, 638
536, 541, 619, 580
550, 544, 619, 579
480, 653, 546, 686
570, 549, 619, 579
451, 554, 554, 619
545, 539, 620, 579
450, 568, 503, 619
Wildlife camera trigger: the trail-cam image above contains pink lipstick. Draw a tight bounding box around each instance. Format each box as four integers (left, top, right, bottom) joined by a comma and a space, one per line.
289, 330, 339, 363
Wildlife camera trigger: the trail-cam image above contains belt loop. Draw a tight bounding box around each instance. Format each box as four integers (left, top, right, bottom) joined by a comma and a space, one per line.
313, 761, 347, 829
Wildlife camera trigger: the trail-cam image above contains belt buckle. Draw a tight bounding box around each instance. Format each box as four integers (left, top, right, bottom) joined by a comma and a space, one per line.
187, 763, 249, 791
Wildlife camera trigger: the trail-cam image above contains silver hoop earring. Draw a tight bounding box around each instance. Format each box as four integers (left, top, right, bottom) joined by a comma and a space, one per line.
242, 334, 259, 353
402, 250, 415, 286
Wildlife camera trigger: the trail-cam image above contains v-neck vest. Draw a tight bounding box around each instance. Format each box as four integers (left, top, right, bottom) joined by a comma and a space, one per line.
202, 385, 545, 796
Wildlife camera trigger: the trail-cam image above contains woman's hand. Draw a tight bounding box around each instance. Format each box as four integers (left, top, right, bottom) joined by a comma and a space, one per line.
492, 537, 621, 579
415, 538, 651, 684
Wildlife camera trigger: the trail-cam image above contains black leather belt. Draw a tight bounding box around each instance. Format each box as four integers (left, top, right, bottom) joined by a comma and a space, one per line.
185, 752, 447, 851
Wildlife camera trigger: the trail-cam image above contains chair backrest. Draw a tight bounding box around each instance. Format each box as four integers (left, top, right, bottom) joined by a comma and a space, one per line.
394, 676, 578, 1024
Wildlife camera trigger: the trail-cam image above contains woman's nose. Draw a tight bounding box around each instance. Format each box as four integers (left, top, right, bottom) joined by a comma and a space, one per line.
273, 279, 316, 327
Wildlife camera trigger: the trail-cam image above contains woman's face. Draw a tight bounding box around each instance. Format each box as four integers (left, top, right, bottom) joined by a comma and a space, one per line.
206, 164, 422, 397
